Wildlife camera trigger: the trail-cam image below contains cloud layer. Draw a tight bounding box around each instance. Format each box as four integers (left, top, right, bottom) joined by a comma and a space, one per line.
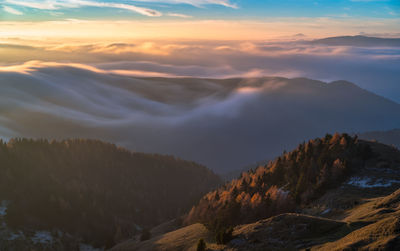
0, 36, 399, 172
0, 61, 400, 172
2, 37, 399, 102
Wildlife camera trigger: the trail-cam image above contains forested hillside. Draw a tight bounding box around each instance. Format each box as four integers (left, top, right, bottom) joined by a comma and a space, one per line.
0, 138, 221, 248
185, 133, 372, 229
114, 134, 400, 251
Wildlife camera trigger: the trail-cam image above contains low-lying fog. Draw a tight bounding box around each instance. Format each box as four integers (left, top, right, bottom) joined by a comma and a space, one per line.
1, 37, 400, 172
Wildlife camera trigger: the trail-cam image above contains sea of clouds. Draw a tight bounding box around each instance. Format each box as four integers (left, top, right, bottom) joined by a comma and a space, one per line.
0, 38, 400, 172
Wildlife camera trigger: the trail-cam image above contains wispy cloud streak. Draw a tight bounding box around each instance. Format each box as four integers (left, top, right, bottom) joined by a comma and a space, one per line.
167, 13, 192, 18
5, 0, 162, 16
3, 5, 23, 15
132, 0, 238, 8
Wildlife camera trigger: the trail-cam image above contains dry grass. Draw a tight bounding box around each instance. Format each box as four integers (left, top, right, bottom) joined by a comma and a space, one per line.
345, 189, 400, 222
111, 223, 211, 251
111, 140, 400, 251
314, 216, 400, 251
111, 189, 400, 251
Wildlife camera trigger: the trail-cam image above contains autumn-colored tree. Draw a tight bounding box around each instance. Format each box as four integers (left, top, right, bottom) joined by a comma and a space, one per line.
185, 134, 371, 230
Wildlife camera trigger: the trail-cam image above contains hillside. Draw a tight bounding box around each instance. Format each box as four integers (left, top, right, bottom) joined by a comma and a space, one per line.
1, 66, 400, 172
114, 190, 400, 251
113, 134, 400, 250
185, 133, 374, 228
0, 138, 221, 249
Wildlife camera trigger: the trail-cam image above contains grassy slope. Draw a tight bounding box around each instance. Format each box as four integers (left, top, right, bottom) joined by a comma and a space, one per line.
112, 140, 400, 251
313, 189, 400, 250
111, 223, 213, 251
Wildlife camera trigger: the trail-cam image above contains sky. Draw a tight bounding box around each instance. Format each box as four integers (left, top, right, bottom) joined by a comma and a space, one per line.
0, 0, 399, 101
0, 0, 399, 40
0, 0, 399, 20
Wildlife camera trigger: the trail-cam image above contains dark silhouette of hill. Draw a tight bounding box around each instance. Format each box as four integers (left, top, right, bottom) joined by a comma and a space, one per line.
311, 35, 400, 47
0, 138, 221, 248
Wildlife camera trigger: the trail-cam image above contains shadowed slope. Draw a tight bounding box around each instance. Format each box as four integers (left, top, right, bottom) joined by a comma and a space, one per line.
0, 138, 221, 248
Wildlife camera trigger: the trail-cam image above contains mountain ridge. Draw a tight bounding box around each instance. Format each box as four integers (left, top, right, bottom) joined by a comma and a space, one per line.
311, 35, 400, 47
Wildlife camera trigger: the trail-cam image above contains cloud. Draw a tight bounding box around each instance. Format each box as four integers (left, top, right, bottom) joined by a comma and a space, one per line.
5, 0, 162, 16
72, 0, 162, 16
0, 60, 399, 173
0, 60, 179, 77
3, 5, 23, 15
5, 0, 60, 10
3, 0, 237, 18
167, 13, 192, 18
1, 36, 400, 102
133, 0, 238, 8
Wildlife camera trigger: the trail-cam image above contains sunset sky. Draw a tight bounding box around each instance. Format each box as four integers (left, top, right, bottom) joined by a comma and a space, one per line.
0, 0, 399, 40
0, 0, 399, 102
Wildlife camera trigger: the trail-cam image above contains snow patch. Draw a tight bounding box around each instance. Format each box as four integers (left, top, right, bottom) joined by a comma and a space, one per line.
79, 243, 104, 251
277, 188, 290, 198
321, 208, 331, 215
7, 231, 25, 241
32, 231, 53, 244
347, 177, 400, 188
0, 201, 9, 217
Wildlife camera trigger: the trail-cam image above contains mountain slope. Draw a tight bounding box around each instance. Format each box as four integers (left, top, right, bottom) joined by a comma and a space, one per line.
1, 66, 400, 172
312, 189, 400, 251
112, 223, 210, 251
113, 135, 400, 251
185, 133, 376, 228
0, 138, 221, 249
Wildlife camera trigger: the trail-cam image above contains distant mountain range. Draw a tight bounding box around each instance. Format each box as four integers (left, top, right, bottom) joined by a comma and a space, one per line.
1, 65, 400, 173
311, 35, 400, 47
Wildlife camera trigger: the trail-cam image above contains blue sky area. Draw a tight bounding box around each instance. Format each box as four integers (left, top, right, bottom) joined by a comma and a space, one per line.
0, 0, 399, 21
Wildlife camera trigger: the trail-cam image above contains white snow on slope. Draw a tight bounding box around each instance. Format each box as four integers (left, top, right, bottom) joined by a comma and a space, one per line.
0, 201, 8, 217
32, 231, 53, 244
79, 243, 104, 251
347, 177, 400, 188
